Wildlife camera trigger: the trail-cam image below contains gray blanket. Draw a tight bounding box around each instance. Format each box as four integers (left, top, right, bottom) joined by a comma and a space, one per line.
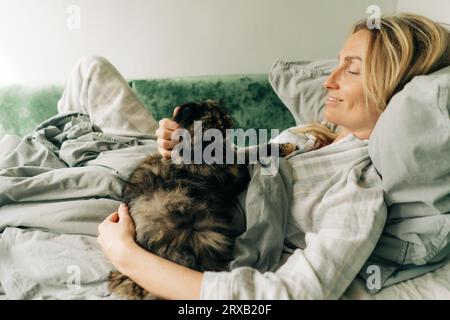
0, 112, 291, 299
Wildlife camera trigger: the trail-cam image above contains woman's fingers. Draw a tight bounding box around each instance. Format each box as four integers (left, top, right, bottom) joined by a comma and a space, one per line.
157, 139, 178, 159
156, 129, 180, 159
156, 128, 177, 140
158, 147, 172, 159
158, 118, 179, 131
102, 212, 119, 223
117, 203, 129, 221
110, 212, 119, 223
157, 137, 179, 150
98, 212, 117, 234
156, 115, 181, 158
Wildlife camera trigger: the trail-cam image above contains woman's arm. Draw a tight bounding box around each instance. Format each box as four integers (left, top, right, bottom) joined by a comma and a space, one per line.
99, 170, 386, 300
117, 242, 203, 300
97, 203, 203, 300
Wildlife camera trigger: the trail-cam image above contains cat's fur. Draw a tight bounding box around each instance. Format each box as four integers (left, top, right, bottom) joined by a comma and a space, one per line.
108, 100, 296, 299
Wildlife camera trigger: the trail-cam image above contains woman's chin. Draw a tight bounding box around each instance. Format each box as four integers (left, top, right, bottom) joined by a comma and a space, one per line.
323, 109, 336, 123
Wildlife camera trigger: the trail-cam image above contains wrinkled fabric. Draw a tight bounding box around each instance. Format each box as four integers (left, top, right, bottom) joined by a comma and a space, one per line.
0, 55, 294, 299
0, 112, 158, 299
364, 66, 450, 290
201, 133, 388, 300
229, 158, 293, 272
0, 111, 293, 299
0, 55, 162, 299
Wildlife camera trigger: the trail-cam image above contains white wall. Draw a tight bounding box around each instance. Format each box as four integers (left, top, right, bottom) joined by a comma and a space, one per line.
0, 0, 397, 86
397, 0, 450, 26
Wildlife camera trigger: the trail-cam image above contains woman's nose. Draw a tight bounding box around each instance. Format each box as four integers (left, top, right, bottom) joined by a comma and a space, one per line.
323, 69, 340, 90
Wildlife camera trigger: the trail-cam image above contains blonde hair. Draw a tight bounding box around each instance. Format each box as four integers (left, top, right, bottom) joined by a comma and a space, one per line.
297, 13, 450, 148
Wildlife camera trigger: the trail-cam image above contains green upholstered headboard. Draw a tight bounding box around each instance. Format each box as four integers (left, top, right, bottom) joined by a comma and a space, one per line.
0, 74, 295, 138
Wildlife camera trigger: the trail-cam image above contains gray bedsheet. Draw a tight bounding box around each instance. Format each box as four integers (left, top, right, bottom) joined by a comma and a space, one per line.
0, 111, 291, 299
0, 112, 158, 299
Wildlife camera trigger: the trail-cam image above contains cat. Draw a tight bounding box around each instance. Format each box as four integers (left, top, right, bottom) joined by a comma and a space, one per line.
108, 99, 296, 299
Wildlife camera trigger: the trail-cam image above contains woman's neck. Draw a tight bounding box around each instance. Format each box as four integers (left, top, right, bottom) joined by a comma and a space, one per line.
333, 126, 373, 143
332, 127, 352, 144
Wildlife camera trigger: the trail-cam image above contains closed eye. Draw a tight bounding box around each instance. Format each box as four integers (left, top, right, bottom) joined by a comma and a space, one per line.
345, 64, 360, 75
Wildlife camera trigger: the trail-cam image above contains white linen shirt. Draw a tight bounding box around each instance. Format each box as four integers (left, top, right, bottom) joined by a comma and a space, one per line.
200, 133, 387, 299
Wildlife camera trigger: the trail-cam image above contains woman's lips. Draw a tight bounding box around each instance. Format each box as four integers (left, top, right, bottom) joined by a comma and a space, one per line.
325, 95, 343, 105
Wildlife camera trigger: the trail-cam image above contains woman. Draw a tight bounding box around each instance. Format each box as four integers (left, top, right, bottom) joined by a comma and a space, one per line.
97, 14, 450, 299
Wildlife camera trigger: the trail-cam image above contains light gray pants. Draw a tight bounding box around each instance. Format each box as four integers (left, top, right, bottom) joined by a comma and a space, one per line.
57, 56, 159, 138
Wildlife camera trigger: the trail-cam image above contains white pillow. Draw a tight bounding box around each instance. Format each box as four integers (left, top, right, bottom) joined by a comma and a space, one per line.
268, 59, 338, 125
364, 65, 450, 289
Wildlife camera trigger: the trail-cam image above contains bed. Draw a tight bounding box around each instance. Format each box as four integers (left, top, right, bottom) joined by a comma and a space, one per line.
1, 2, 449, 300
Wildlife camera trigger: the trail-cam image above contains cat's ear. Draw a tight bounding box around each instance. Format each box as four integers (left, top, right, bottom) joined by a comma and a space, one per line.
173, 106, 181, 118
173, 103, 194, 125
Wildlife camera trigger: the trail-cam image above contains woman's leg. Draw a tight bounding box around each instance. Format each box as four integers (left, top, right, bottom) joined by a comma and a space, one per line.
57, 56, 158, 138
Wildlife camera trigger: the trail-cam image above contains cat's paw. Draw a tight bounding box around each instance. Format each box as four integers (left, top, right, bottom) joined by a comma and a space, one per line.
279, 143, 297, 157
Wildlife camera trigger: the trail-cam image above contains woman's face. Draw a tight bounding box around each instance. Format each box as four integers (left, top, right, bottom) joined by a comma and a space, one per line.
323, 29, 380, 140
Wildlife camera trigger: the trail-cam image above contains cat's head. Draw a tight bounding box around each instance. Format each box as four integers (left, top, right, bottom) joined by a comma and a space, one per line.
173, 99, 234, 137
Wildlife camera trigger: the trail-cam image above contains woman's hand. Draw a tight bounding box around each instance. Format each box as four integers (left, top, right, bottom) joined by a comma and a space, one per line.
156, 107, 181, 159
97, 203, 137, 271
97, 202, 203, 299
